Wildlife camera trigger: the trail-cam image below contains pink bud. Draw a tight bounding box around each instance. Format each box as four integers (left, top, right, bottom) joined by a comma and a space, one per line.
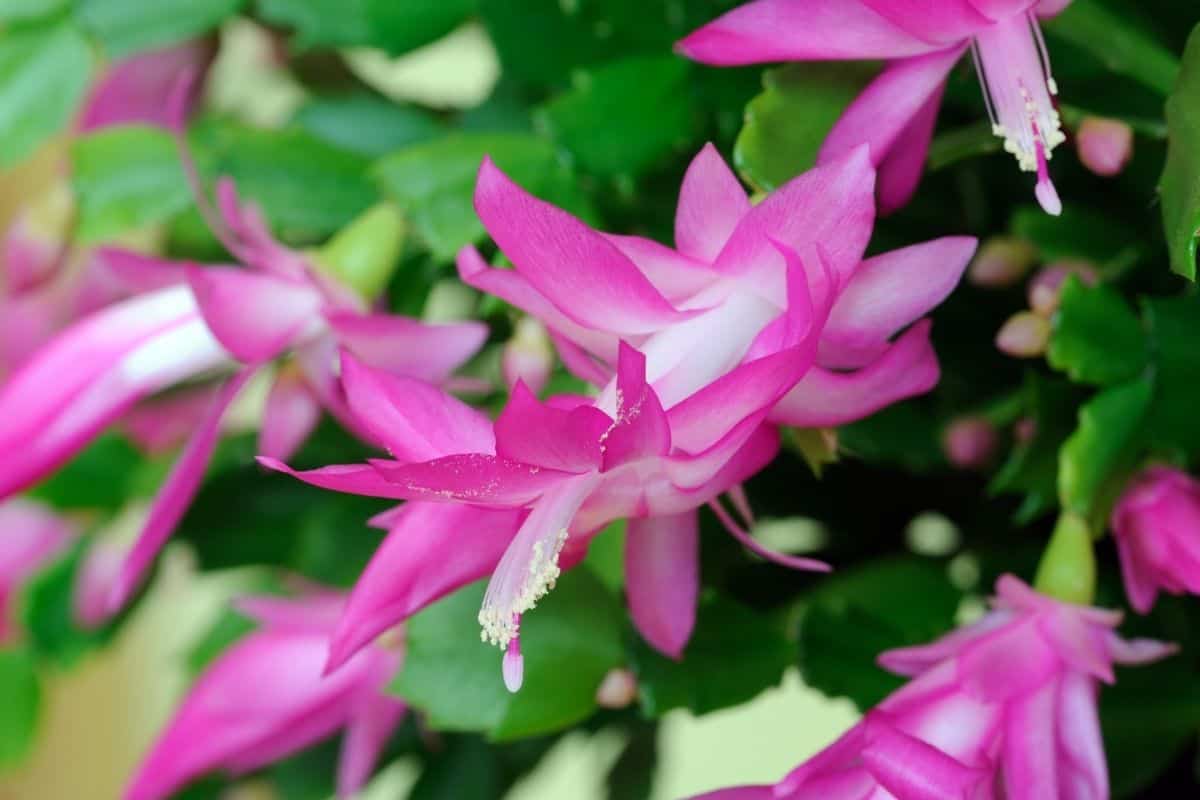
942, 417, 998, 470
1027, 260, 1099, 316
502, 316, 554, 396
996, 312, 1050, 358
595, 668, 638, 709
967, 238, 1038, 288
503, 636, 524, 693
1111, 465, 1200, 613
1076, 117, 1134, 177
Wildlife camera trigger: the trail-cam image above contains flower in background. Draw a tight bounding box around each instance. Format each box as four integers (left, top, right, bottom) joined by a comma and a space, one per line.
692, 575, 1174, 800
125, 591, 404, 800
942, 415, 998, 470
0, 499, 75, 644
1076, 116, 1134, 177
267, 143, 975, 689
678, 0, 1073, 214
1111, 465, 1200, 614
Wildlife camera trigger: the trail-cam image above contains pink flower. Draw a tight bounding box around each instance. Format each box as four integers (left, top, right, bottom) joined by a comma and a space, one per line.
0, 86, 488, 621
1075, 117, 1134, 178
78, 39, 215, 132
125, 591, 404, 800
0, 499, 75, 643
678, 0, 1073, 215
266, 144, 975, 688
692, 575, 1175, 800
1111, 465, 1200, 614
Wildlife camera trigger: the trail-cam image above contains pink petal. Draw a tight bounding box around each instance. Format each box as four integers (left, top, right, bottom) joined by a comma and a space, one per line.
234, 593, 346, 634
372, 454, 576, 506
860, 0, 994, 42
1001, 680, 1059, 799
108, 367, 257, 613
340, 352, 495, 463
479, 472, 601, 648
712, 146, 876, 298
258, 458, 418, 500
327, 311, 488, 383
860, 718, 990, 800
1036, 0, 1072, 16
1055, 672, 1107, 800
0, 287, 231, 499
1106, 633, 1179, 666
121, 387, 217, 455
821, 237, 975, 369
78, 40, 214, 131
687, 788, 774, 800
327, 503, 523, 671
818, 46, 962, 174
969, 0, 1041, 21
676, 0, 943, 65
337, 697, 406, 797
876, 85, 946, 213
674, 143, 751, 263
93, 248, 192, 292
601, 344, 671, 471
625, 512, 699, 659
603, 233, 722, 303
474, 158, 694, 335
770, 319, 939, 428
550, 331, 615, 386
495, 382, 610, 473
74, 536, 125, 629
187, 266, 325, 363
259, 369, 323, 462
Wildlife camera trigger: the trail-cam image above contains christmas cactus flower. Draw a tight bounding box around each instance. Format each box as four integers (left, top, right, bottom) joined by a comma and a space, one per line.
678, 0, 1073, 214
1111, 465, 1200, 614
692, 575, 1175, 800
125, 591, 404, 800
265, 144, 976, 689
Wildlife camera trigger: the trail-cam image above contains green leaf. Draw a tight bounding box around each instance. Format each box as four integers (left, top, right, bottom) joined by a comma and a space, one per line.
19, 540, 121, 667
1144, 294, 1200, 456
373, 133, 570, 261
0, 21, 92, 167
259, 0, 475, 55
0, 649, 41, 768
1160, 24, 1200, 279
0, 0, 68, 23
796, 558, 961, 710
1047, 277, 1147, 386
409, 736, 502, 800
631, 594, 792, 717
74, 0, 244, 58
191, 120, 377, 244
1044, 0, 1179, 96
1010, 205, 1143, 271
734, 62, 877, 192
839, 400, 944, 473
536, 55, 696, 177
393, 568, 623, 740
292, 93, 444, 158
1058, 378, 1152, 521
70, 125, 192, 243
27, 433, 145, 511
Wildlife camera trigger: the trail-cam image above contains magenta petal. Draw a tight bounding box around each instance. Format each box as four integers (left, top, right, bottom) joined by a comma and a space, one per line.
676, 0, 942, 65
235, 593, 345, 634
187, 266, 324, 363
604, 233, 722, 303
687, 788, 775, 800
78, 40, 213, 131
326, 311, 488, 384
969, 0, 1041, 21
328, 503, 523, 670
108, 367, 257, 613
770, 320, 939, 428
674, 143, 751, 263
860, 0, 993, 43
474, 158, 694, 335
259, 369, 322, 462
495, 382, 610, 473
875, 84, 946, 213
625, 512, 699, 659
122, 388, 216, 455
93, 248, 192, 292
258, 458, 417, 500
340, 352, 495, 462
713, 147, 876, 296
337, 698, 406, 797
601, 344, 671, 471
860, 718, 989, 800
821, 237, 975, 369
372, 454, 575, 506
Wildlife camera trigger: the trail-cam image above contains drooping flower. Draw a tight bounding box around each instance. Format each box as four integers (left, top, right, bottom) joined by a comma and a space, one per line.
266, 144, 975, 688
692, 575, 1175, 800
0, 499, 75, 643
125, 591, 404, 800
678, 0, 1073, 214
1111, 465, 1200, 614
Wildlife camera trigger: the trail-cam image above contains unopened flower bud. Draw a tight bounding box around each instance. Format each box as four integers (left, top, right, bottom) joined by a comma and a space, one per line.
968, 237, 1038, 288
502, 317, 554, 396
1076, 117, 1134, 177
1027, 260, 1099, 316
942, 417, 998, 470
1111, 465, 1200, 613
996, 312, 1050, 358
595, 668, 638, 709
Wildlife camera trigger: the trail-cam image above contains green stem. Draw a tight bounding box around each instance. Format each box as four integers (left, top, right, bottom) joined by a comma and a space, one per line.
1033, 512, 1097, 605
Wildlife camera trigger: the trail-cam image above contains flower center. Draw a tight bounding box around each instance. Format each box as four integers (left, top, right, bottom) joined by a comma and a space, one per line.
971, 12, 1065, 214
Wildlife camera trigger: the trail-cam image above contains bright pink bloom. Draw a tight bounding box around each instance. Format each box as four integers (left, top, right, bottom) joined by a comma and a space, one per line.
692, 575, 1174, 800
679, 0, 1072, 214
1111, 465, 1200, 614
267, 145, 975, 686
1075, 117, 1134, 178
125, 592, 404, 800
0, 499, 75, 643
